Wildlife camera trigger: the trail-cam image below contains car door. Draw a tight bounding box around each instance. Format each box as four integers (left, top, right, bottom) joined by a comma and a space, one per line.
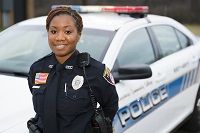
111, 24, 200, 133
147, 25, 200, 132
111, 27, 163, 133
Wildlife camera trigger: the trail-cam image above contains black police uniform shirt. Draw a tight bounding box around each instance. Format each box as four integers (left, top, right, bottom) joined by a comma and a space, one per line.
28, 50, 119, 133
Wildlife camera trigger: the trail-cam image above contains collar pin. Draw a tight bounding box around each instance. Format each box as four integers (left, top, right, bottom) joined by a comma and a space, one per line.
65, 65, 73, 69
48, 65, 54, 68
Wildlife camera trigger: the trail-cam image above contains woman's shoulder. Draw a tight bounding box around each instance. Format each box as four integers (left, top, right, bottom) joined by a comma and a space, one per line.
31, 52, 53, 67
89, 57, 115, 85
89, 57, 105, 71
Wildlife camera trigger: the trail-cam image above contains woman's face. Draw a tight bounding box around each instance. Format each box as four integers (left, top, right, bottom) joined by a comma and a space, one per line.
48, 14, 80, 63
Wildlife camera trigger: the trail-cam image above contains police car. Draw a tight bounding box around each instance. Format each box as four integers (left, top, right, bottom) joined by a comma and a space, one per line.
0, 5, 200, 133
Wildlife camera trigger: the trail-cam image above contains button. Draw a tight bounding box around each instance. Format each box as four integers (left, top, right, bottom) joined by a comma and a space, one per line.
73, 95, 76, 98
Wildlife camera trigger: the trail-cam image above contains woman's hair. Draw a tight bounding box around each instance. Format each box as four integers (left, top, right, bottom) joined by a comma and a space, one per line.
46, 6, 83, 35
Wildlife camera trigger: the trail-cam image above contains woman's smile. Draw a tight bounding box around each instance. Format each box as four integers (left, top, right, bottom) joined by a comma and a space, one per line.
54, 44, 67, 50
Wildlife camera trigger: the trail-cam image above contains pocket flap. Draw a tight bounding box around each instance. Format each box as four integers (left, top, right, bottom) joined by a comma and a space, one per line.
67, 90, 87, 100
32, 85, 46, 95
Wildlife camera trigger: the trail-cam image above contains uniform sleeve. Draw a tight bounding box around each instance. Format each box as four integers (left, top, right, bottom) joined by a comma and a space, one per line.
92, 65, 119, 121
27, 64, 34, 94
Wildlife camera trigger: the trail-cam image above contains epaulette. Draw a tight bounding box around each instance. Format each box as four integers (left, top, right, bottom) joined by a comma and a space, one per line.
89, 57, 105, 71
32, 52, 53, 65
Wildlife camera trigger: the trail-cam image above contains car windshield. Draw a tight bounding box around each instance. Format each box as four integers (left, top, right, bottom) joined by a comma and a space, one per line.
0, 25, 115, 74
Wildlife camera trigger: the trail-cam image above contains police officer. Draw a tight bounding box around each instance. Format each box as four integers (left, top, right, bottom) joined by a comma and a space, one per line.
28, 6, 119, 133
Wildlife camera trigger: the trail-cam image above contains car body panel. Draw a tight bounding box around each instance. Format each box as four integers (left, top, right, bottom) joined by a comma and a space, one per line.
105, 15, 200, 132
112, 44, 200, 133
0, 75, 34, 132
0, 9, 200, 133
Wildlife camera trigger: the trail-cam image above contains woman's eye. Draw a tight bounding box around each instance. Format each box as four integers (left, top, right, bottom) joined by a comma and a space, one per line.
50, 30, 57, 34
65, 31, 71, 34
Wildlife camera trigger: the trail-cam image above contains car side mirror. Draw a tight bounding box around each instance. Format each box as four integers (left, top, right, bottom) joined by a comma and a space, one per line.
112, 64, 152, 81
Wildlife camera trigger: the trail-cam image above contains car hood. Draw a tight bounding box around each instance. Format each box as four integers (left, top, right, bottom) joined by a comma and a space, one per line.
0, 74, 34, 133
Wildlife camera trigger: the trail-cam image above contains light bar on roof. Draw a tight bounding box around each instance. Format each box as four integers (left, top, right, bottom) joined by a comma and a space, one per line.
51, 5, 149, 14
102, 6, 149, 13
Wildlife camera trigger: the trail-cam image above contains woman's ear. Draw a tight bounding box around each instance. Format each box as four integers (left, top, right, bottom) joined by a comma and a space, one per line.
77, 34, 81, 42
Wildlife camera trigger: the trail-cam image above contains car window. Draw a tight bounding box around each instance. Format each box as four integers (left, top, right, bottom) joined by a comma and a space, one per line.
0, 25, 50, 74
0, 26, 115, 74
117, 28, 155, 67
77, 28, 115, 61
152, 25, 181, 57
175, 29, 191, 48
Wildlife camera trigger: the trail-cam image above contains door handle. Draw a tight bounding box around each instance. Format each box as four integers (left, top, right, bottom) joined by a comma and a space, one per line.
191, 56, 198, 63
155, 73, 166, 82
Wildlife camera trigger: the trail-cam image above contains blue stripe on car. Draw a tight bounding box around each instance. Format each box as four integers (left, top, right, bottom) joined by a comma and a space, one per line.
113, 60, 200, 133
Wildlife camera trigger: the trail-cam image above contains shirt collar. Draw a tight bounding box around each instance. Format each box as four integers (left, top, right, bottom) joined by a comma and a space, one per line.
62, 50, 79, 69
47, 53, 58, 69
47, 50, 79, 70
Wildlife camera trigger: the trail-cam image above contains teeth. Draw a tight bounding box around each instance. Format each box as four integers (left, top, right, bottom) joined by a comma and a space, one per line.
55, 45, 65, 49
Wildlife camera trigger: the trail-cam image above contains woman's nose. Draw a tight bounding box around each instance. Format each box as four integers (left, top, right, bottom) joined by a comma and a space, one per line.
56, 32, 65, 41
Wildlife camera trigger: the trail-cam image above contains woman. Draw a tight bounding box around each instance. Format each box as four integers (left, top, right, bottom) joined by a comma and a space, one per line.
28, 6, 118, 133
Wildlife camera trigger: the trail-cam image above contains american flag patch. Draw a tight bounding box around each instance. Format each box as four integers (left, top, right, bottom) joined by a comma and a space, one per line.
35, 73, 49, 84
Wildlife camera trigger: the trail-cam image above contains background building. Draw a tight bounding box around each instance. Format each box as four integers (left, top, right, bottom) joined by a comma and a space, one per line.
0, 0, 200, 28
0, 0, 34, 28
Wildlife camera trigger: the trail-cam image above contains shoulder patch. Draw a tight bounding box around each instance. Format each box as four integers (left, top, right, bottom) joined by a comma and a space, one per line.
103, 66, 115, 85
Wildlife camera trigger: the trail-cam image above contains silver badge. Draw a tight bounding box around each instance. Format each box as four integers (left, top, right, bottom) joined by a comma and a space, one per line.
72, 75, 84, 90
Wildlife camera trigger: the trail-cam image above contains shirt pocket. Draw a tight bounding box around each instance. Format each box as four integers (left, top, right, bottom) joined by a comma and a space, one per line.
32, 85, 46, 115
58, 88, 91, 116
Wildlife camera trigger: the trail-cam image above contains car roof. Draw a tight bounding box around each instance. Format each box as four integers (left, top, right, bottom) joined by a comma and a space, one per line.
81, 13, 135, 30
16, 12, 195, 41
16, 13, 179, 30
17, 13, 136, 31
17, 16, 47, 26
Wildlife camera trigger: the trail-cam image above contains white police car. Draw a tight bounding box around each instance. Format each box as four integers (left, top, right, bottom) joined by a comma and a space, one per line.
0, 5, 200, 133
